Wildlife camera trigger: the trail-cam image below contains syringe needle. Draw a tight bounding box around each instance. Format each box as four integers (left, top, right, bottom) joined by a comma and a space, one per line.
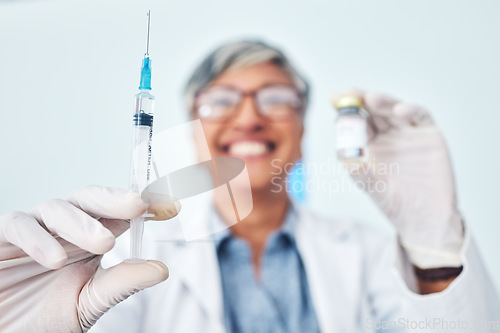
146, 10, 151, 57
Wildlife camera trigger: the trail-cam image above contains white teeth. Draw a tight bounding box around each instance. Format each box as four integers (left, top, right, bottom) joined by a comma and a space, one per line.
229, 141, 268, 156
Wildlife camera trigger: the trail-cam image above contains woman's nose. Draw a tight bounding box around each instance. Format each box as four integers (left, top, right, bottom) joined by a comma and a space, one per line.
231, 96, 266, 131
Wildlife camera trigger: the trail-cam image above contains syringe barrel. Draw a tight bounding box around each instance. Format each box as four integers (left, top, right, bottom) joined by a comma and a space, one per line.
129, 89, 154, 261
130, 90, 155, 193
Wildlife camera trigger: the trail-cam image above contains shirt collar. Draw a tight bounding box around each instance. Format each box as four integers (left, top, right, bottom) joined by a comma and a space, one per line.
210, 203, 298, 251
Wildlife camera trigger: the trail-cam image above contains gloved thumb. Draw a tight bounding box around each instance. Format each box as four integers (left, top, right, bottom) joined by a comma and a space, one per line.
343, 159, 378, 187
78, 260, 169, 331
342, 158, 391, 208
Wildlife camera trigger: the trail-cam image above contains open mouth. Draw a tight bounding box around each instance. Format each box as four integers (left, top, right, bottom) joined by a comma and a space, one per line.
221, 140, 276, 158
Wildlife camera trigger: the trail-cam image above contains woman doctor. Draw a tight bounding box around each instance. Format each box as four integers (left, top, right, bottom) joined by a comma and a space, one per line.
0, 40, 499, 333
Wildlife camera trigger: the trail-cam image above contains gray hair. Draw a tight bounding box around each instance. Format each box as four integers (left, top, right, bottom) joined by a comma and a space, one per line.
184, 39, 310, 116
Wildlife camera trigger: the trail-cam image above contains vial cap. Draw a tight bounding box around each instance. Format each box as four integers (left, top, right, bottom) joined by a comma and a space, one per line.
334, 95, 363, 110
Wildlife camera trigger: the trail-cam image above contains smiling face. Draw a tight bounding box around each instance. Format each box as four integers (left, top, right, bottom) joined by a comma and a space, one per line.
194, 62, 304, 194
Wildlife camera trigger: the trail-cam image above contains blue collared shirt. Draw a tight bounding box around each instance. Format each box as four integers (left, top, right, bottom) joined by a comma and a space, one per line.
212, 207, 320, 333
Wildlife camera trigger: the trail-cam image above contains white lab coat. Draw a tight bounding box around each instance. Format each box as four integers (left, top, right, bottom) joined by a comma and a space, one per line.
92, 202, 500, 333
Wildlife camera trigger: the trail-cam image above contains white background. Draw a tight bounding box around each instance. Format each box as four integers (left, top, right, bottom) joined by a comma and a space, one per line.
0, 0, 499, 290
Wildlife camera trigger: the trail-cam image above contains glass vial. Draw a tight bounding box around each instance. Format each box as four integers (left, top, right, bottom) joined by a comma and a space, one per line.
334, 95, 368, 161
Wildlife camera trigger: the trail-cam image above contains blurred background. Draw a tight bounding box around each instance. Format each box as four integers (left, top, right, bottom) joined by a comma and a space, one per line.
0, 0, 499, 289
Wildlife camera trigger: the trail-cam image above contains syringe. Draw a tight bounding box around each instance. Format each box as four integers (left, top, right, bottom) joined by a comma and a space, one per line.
129, 10, 154, 262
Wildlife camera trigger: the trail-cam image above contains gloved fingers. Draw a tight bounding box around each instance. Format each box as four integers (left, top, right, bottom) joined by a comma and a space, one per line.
92, 260, 169, 301
78, 260, 169, 330
363, 91, 400, 116
147, 200, 181, 221
0, 211, 67, 269
342, 159, 392, 210
364, 91, 435, 130
342, 159, 378, 181
99, 218, 130, 238
30, 199, 115, 255
393, 102, 434, 126
142, 193, 182, 221
66, 186, 148, 220
363, 91, 406, 132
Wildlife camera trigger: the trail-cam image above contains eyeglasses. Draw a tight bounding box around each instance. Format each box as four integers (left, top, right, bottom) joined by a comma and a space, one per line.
194, 84, 304, 122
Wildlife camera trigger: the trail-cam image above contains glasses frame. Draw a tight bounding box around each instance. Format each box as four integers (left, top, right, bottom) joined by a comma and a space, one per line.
193, 83, 306, 122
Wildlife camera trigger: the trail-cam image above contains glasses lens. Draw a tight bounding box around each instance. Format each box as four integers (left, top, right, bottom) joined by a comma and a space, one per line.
257, 85, 302, 120
195, 87, 240, 121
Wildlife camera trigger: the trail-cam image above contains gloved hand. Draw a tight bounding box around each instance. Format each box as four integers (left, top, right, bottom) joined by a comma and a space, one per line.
332, 90, 464, 269
0, 186, 180, 333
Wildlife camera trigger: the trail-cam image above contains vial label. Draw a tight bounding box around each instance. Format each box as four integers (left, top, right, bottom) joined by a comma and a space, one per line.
336, 117, 368, 150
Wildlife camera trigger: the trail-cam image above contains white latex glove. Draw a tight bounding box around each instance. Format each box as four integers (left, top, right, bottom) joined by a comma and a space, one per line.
332, 90, 464, 269
0, 186, 180, 333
